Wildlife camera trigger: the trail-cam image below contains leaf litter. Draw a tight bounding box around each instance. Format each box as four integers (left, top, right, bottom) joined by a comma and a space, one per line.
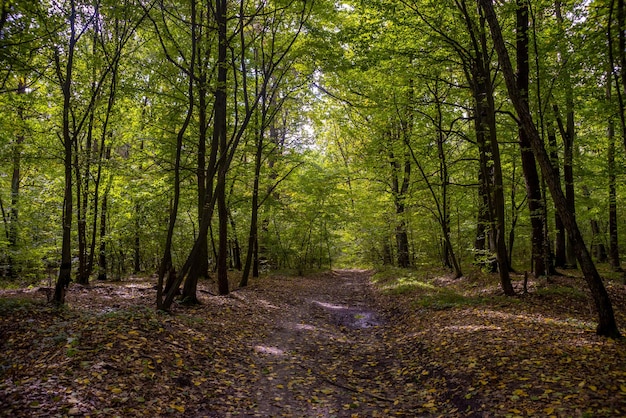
0, 268, 625, 416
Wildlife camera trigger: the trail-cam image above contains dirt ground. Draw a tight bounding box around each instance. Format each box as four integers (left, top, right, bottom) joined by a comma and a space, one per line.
1, 269, 626, 417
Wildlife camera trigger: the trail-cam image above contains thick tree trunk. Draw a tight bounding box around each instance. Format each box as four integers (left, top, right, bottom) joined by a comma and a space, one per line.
480, 0, 621, 338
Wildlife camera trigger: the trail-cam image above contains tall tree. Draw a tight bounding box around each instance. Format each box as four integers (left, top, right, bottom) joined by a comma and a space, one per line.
51, 0, 79, 304
479, 0, 621, 338
516, 0, 546, 277
554, 0, 577, 269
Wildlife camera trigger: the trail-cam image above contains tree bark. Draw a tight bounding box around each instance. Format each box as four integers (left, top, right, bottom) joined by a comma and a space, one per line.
554, 0, 578, 269
547, 121, 566, 268
607, 83, 622, 271
240, 120, 263, 287
181, 0, 207, 305
215, 0, 230, 295
480, 0, 621, 338
53, 1, 78, 305
516, 0, 546, 277
7, 78, 26, 278
389, 141, 411, 268
608, 0, 623, 272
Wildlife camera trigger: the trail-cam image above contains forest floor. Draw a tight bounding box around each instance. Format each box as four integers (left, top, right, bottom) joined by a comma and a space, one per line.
1, 268, 626, 417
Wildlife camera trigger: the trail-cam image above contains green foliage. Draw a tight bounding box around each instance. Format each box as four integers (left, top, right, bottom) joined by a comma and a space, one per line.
0, 0, 623, 296
535, 285, 588, 301
0, 296, 40, 313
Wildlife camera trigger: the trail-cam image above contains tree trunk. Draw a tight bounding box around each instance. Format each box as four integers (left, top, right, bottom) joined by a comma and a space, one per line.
389, 142, 411, 268
229, 211, 242, 270
215, 0, 230, 295
159, 0, 198, 310
475, 168, 496, 272
240, 123, 262, 287
7, 79, 26, 278
554, 1, 578, 269
516, 0, 546, 277
547, 121, 566, 268
97, 190, 108, 281
477, 12, 513, 294
607, 85, 622, 271
53, 2, 78, 305
480, 0, 621, 338
181, 4, 209, 305
607, 5, 623, 271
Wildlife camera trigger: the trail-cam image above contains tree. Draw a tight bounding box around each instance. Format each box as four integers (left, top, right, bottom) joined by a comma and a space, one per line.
479, 0, 621, 338
516, 0, 546, 277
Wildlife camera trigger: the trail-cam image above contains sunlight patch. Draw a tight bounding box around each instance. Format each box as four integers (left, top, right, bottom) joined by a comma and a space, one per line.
445, 325, 502, 332
294, 323, 316, 331
313, 301, 349, 310
254, 345, 285, 356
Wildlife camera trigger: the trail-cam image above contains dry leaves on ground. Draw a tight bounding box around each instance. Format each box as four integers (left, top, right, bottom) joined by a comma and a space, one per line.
0, 268, 625, 417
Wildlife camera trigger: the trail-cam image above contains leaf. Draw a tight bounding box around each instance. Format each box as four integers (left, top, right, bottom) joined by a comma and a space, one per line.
169, 404, 185, 413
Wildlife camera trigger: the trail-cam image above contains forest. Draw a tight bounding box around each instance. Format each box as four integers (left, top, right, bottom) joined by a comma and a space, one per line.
1, 0, 626, 415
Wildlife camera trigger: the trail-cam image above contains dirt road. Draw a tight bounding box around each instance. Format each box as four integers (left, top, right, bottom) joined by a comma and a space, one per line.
211, 269, 428, 417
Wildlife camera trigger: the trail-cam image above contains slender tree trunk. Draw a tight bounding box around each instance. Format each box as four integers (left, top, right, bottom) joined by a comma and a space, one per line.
215, 0, 230, 295
89, 61, 119, 281
435, 89, 452, 269
7, 79, 26, 278
53, 2, 78, 305
608, 85, 622, 271
97, 187, 108, 281
608, 0, 623, 271
241, 122, 263, 287
554, 0, 578, 269
389, 141, 411, 268
178, 0, 207, 305
547, 121, 566, 268
618, 0, 626, 154
475, 168, 495, 271
516, 0, 545, 277
133, 205, 141, 273
478, 10, 513, 294
158, 0, 198, 309
581, 186, 607, 262
480, 0, 621, 338
228, 211, 242, 270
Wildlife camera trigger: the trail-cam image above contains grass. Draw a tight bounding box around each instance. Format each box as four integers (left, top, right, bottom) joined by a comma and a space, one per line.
372, 267, 495, 309
534, 284, 588, 300
0, 296, 42, 314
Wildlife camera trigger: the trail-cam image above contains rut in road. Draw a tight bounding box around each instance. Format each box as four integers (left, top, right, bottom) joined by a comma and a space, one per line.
244, 269, 429, 417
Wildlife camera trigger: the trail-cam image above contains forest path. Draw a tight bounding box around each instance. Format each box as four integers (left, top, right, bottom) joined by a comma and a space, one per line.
226, 269, 439, 417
